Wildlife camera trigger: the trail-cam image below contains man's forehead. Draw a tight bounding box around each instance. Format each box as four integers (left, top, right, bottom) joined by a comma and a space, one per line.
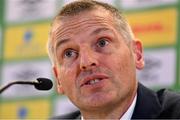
52, 9, 113, 32
50, 8, 116, 46
54, 8, 112, 26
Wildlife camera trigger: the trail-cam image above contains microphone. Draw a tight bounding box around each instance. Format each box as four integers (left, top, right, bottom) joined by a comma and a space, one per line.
0, 78, 53, 94
35, 78, 53, 90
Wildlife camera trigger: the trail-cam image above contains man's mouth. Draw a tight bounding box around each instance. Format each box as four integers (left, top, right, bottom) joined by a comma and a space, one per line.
80, 74, 108, 87
84, 78, 102, 85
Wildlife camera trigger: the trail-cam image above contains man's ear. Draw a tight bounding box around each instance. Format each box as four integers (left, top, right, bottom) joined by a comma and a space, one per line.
53, 66, 65, 94
132, 39, 145, 70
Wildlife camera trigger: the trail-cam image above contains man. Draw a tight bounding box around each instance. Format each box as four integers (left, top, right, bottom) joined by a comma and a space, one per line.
47, 0, 180, 119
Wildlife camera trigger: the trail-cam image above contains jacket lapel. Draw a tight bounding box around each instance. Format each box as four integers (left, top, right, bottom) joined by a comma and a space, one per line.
131, 83, 162, 119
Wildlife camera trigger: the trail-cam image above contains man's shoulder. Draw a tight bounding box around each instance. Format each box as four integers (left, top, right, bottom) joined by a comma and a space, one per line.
133, 83, 180, 119
157, 88, 180, 104
50, 110, 81, 120
156, 89, 180, 118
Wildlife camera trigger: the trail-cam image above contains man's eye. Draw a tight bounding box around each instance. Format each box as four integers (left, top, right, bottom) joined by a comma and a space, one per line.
64, 49, 78, 58
97, 38, 109, 47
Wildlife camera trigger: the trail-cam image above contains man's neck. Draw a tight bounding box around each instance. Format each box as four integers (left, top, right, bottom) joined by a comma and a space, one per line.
81, 93, 137, 119
120, 94, 137, 120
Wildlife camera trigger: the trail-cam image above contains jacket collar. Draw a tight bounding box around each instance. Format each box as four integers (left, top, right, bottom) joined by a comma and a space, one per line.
131, 83, 162, 119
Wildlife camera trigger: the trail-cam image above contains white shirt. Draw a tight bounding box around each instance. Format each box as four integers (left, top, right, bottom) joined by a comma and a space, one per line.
81, 94, 137, 120
120, 94, 137, 120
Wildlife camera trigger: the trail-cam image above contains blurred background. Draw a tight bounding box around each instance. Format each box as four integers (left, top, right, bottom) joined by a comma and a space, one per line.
0, 0, 179, 119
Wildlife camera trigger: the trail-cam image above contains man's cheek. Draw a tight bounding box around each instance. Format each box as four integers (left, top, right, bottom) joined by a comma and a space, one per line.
61, 68, 77, 85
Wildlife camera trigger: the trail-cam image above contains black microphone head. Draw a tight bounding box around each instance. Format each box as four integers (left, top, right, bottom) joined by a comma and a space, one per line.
35, 78, 53, 90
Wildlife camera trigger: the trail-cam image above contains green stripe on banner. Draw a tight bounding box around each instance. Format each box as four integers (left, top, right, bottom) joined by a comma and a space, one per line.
0, 0, 4, 82
0, 0, 4, 57
0, 0, 3, 24
176, 0, 180, 89
0, 0, 5, 105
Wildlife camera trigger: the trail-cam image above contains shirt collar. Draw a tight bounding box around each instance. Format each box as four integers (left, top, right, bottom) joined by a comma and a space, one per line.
81, 94, 137, 120
120, 94, 137, 120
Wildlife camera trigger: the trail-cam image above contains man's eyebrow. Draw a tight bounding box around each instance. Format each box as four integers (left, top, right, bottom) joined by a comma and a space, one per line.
55, 38, 70, 50
90, 27, 111, 35
55, 28, 111, 49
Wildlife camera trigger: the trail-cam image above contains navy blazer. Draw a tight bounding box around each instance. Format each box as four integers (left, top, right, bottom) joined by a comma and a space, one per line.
51, 83, 180, 119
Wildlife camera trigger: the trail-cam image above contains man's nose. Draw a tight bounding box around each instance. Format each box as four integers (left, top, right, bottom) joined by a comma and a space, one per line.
80, 49, 98, 71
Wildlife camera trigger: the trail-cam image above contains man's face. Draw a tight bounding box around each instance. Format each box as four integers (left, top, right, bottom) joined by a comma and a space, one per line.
52, 8, 144, 111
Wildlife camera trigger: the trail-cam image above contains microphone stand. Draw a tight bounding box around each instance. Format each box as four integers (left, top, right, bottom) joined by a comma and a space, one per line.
0, 81, 38, 94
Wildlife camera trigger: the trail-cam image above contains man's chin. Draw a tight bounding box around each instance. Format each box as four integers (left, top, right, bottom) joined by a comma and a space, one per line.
78, 93, 115, 109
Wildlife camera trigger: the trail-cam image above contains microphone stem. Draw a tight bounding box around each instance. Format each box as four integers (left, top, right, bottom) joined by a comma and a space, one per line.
0, 81, 38, 94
